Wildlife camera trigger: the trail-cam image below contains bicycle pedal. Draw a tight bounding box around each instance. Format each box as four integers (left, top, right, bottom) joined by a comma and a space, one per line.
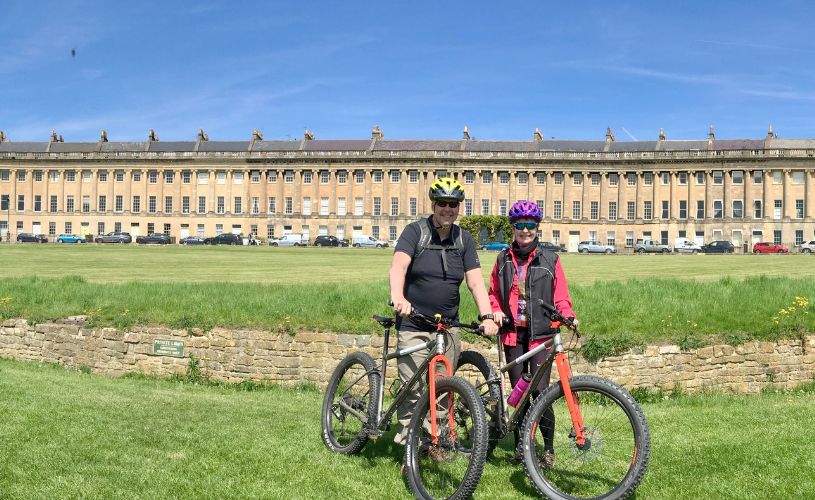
368, 430, 382, 441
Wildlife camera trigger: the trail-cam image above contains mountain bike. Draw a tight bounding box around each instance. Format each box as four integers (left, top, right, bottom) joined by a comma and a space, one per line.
456, 301, 651, 500
321, 309, 488, 500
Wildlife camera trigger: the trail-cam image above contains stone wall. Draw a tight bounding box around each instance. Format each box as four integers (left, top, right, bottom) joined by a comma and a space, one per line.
1, 316, 814, 394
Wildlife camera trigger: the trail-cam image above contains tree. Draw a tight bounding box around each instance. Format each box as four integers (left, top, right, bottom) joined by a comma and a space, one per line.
458, 215, 512, 243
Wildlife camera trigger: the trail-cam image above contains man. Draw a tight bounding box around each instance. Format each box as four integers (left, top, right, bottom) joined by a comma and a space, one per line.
389, 177, 499, 446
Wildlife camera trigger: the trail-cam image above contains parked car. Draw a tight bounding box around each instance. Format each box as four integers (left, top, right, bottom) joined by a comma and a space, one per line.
179, 236, 205, 245
17, 232, 48, 243
801, 240, 815, 254
674, 238, 702, 254
577, 240, 616, 254
634, 239, 672, 254
700, 240, 734, 253
136, 233, 171, 245
56, 234, 83, 244
539, 241, 566, 252
351, 235, 389, 248
480, 241, 509, 251
269, 234, 307, 247
203, 233, 243, 245
94, 232, 132, 244
313, 235, 347, 247
753, 242, 789, 254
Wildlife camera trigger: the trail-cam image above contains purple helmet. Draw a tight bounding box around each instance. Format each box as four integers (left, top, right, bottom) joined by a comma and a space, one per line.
508, 200, 542, 222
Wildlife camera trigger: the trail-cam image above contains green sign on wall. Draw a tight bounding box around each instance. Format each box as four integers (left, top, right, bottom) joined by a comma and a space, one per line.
153, 339, 185, 357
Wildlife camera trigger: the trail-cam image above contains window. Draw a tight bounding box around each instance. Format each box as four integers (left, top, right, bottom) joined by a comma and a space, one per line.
678, 173, 688, 185
115, 195, 123, 212
198, 196, 207, 214
591, 173, 600, 186
464, 172, 474, 184
409, 171, 418, 183
608, 201, 617, 221
713, 200, 723, 219
98, 195, 106, 212
696, 200, 705, 219
536, 172, 546, 185
97, 222, 105, 235
391, 197, 399, 216
149, 171, 158, 184
17, 170, 25, 181
215, 224, 223, 235
410, 198, 417, 216
99, 171, 109, 182
774, 230, 782, 245
661, 201, 668, 219
732, 171, 744, 184
354, 197, 363, 216
590, 201, 598, 220
35, 171, 43, 182
572, 201, 582, 220
0, 170, 8, 181
198, 172, 209, 184
50, 196, 57, 213
713, 171, 723, 185
572, 173, 582, 186
795, 230, 804, 245
518, 172, 528, 185
183, 196, 190, 214
67, 171, 76, 182
267, 171, 277, 183
679, 200, 687, 219
216, 196, 225, 214
553, 173, 562, 185
33, 195, 41, 212
372, 226, 379, 239
65, 222, 72, 234
148, 196, 157, 213
48, 222, 56, 236
302, 197, 311, 215
753, 200, 762, 218
660, 173, 669, 185
589, 230, 597, 241
536, 200, 544, 218
553, 200, 562, 219
183, 171, 191, 184
732, 200, 743, 218
552, 230, 560, 245
82, 195, 90, 213
355, 171, 364, 184
464, 199, 472, 216
390, 171, 400, 183
66, 195, 75, 212
608, 173, 618, 186
753, 171, 763, 184
628, 173, 636, 186
626, 231, 634, 248
774, 200, 782, 219
165, 171, 174, 183
163, 223, 171, 236
372, 171, 382, 183
627, 201, 635, 221
482, 172, 492, 184
337, 198, 346, 216
373, 197, 381, 216
482, 199, 490, 215
303, 171, 312, 184
285, 197, 293, 215
792, 171, 805, 184
265, 224, 273, 240
796, 199, 804, 219
773, 171, 782, 184
267, 197, 275, 214
320, 197, 329, 216
607, 231, 616, 247
696, 172, 705, 185
390, 226, 398, 241
132, 196, 141, 213
16, 195, 24, 211
285, 170, 294, 183
165, 196, 173, 213
147, 223, 155, 234
318, 171, 329, 184
233, 197, 242, 214
500, 172, 509, 184
661, 230, 669, 245
50, 171, 59, 183
133, 171, 141, 182
643, 201, 652, 220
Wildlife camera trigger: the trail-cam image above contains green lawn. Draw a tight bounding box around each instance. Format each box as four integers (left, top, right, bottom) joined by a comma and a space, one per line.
1, 358, 813, 499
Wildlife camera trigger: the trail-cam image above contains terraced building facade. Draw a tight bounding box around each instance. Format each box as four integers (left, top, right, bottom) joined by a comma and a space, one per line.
1, 126, 814, 251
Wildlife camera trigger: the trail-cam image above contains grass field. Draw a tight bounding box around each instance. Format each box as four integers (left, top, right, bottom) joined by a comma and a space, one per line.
0, 246, 813, 349
1, 358, 813, 499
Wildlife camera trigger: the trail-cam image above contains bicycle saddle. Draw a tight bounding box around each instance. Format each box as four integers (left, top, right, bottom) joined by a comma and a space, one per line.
371, 315, 395, 328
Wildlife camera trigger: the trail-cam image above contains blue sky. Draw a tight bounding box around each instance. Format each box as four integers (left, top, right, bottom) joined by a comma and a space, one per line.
2, 1, 815, 142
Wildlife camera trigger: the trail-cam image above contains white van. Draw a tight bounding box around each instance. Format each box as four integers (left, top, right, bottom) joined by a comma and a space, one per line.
269, 234, 307, 247
352, 235, 389, 248
674, 237, 702, 254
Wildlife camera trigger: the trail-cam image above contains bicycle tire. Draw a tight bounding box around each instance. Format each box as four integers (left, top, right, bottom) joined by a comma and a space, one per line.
521, 375, 650, 500
321, 351, 380, 455
456, 350, 502, 455
404, 375, 488, 500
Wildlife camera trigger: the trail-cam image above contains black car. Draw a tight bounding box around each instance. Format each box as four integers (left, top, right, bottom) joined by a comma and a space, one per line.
313, 235, 348, 247
539, 241, 567, 252
135, 233, 171, 245
203, 233, 243, 245
17, 232, 48, 243
179, 236, 205, 245
701, 240, 735, 253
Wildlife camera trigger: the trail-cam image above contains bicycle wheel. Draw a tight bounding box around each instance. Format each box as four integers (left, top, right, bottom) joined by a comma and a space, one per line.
404, 375, 488, 500
456, 350, 502, 455
521, 375, 650, 500
321, 351, 380, 455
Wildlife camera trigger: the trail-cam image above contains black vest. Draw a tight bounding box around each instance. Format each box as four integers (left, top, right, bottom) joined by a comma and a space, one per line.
495, 244, 559, 340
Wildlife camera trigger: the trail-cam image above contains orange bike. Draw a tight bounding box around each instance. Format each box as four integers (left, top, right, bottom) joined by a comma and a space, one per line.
457, 301, 651, 500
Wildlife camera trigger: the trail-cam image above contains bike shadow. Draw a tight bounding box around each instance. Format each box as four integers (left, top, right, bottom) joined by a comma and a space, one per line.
358, 428, 404, 465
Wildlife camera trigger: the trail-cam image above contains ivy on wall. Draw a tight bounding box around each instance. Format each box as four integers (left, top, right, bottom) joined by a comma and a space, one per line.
458, 215, 512, 243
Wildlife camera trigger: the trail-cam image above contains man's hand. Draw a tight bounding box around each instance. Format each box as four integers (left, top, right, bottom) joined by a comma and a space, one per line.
392, 297, 412, 317
481, 318, 499, 336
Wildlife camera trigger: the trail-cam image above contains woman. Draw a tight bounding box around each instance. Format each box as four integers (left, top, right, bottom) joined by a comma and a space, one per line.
488, 200, 577, 467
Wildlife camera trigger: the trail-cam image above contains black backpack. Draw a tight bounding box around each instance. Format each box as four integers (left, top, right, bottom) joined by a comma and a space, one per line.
413, 219, 465, 274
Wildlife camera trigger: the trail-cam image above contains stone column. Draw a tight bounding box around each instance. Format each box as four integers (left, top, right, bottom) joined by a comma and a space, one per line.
782, 169, 790, 219
598, 172, 605, 220
705, 170, 711, 221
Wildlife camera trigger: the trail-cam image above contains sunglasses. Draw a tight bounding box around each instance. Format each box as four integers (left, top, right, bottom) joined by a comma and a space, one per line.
513, 221, 538, 230
435, 201, 460, 208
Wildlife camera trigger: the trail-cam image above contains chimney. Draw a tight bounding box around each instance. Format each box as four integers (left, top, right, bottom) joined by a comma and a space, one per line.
658, 128, 666, 141
148, 129, 159, 142
0, 131, 6, 143
605, 127, 615, 142
371, 125, 383, 140
197, 128, 209, 142
708, 125, 715, 144
100, 129, 108, 142
304, 129, 315, 141
463, 126, 470, 141
50, 129, 59, 142
766, 124, 774, 140
533, 128, 543, 142
251, 128, 263, 141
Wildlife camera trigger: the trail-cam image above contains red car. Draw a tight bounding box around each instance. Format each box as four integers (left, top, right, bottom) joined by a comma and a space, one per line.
752, 242, 789, 254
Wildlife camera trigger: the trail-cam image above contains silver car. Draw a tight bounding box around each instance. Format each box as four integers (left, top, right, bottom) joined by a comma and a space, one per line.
577, 240, 616, 254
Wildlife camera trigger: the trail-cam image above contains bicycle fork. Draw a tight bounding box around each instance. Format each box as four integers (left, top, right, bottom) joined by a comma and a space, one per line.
428, 329, 455, 445
554, 342, 587, 447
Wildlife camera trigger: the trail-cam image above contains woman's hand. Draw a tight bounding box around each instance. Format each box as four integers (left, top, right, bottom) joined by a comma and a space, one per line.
493, 311, 506, 327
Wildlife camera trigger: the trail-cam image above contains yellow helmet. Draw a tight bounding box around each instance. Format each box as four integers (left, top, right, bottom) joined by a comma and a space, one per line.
428, 177, 465, 202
